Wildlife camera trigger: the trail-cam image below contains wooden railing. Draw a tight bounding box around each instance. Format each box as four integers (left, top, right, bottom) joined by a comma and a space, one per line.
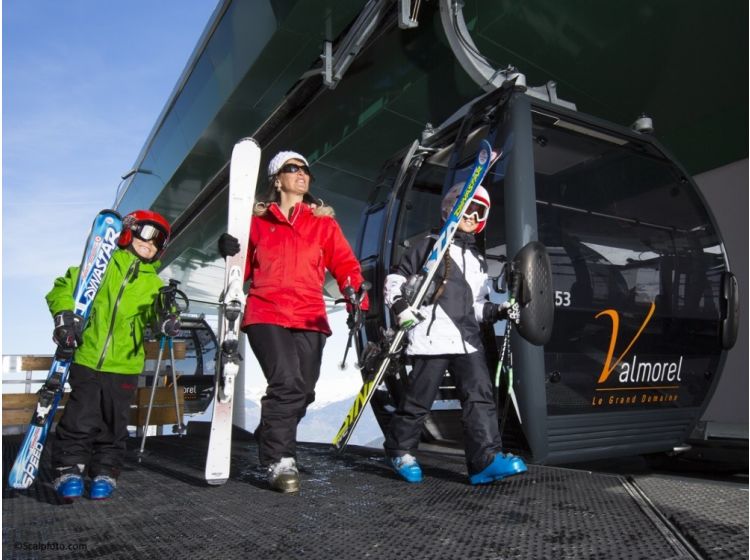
2, 342, 188, 434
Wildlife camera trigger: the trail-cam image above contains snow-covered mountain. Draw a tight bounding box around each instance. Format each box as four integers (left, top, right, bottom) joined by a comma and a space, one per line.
241, 391, 382, 448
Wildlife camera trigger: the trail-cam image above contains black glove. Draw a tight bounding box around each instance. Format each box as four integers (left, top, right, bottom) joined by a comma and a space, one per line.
159, 314, 181, 337
52, 311, 83, 350
482, 302, 509, 324
391, 296, 423, 330
218, 233, 241, 258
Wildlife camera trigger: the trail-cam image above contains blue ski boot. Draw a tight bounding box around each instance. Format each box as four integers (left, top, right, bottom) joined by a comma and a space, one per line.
54, 472, 84, 501
469, 453, 528, 485
54, 465, 85, 501
89, 475, 117, 500
389, 453, 423, 483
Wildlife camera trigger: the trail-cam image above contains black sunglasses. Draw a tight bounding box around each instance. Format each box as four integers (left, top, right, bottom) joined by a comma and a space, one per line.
279, 163, 312, 176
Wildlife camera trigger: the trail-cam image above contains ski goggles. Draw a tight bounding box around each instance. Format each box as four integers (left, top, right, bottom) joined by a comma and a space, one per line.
132, 223, 168, 249
278, 163, 312, 177
462, 200, 489, 222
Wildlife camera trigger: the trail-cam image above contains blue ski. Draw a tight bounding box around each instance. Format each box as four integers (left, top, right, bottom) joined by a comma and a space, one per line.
332, 139, 493, 452
8, 210, 122, 489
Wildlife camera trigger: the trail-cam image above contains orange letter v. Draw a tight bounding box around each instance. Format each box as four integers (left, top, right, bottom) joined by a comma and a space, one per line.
595, 302, 656, 383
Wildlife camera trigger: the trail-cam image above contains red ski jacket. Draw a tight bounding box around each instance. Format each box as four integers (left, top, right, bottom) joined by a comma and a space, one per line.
242, 202, 368, 335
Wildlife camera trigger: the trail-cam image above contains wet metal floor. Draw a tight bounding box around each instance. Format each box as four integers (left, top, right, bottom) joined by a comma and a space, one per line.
3, 430, 747, 559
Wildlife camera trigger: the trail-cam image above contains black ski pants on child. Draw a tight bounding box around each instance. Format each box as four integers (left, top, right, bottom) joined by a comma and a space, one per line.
247, 324, 326, 466
384, 351, 504, 475
52, 363, 138, 478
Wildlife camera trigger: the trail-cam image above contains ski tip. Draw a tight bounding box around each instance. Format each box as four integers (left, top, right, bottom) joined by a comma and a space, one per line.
479, 141, 491, 163
237, 137, 260, 147
98, 209, 123, 219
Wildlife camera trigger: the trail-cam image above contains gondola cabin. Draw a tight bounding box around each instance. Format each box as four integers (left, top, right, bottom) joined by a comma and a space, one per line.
354, 85, 739, 464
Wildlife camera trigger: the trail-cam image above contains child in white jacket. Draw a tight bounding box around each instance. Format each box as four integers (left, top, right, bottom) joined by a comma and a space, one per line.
383, 183, 527, 485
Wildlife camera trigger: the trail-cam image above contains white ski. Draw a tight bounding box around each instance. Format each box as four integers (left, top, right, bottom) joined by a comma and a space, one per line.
205, 138, 260, 485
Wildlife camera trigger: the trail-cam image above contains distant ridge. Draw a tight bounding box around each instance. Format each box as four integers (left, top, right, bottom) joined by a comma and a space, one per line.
241, 396, 382, 448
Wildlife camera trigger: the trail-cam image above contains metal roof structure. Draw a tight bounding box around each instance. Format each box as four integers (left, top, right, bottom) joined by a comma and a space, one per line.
112, 0, 747, 316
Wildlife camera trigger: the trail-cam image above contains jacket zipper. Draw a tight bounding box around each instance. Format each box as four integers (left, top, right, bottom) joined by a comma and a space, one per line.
425, 252, 445, 337
96, 259, 139, 369
460, 245, 468, 353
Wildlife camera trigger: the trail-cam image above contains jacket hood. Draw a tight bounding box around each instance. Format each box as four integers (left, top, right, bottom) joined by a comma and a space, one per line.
453, 231, 477, 249
253, 201, 335, 218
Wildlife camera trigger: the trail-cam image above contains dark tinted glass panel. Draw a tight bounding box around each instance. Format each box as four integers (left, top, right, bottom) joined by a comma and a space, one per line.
358, 205, 386, 261
481, 137, 510, 273
173, 52, 221, 147
392, 162, 444, 264
532, 111, 725, 414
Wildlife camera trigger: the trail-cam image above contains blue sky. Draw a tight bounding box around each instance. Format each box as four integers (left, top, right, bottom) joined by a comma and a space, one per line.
3, 1, 220, 354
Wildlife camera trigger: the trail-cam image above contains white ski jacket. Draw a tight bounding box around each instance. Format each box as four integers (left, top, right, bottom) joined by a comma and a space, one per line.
384, 232, 492, 355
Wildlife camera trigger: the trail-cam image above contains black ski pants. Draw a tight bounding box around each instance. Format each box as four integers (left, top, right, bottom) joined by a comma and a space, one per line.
247, 324, 326, 466
52, 363, 138, 478
384, 352, 503, 475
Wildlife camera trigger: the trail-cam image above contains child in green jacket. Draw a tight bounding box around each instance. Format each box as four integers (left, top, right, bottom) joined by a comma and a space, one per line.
47, 210, 179, 500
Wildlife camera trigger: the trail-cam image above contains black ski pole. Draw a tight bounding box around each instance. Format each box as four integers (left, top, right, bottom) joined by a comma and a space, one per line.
494, 264, 522, 429
139, 280, 189, 460
338, 281, 371, 369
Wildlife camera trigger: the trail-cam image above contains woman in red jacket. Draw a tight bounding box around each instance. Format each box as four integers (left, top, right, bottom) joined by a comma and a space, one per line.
219, 150, 368, 493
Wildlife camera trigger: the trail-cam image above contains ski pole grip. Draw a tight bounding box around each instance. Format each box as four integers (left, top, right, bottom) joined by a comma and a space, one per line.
357, 281, 372, 303
341, 285, 355, 303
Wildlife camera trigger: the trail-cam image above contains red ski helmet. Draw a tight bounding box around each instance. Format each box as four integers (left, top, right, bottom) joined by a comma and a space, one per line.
441, 183, 491, 234
118, 210, 171, 259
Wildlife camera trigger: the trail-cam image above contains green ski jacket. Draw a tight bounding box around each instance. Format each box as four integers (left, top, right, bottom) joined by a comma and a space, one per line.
46, 249, 164, 374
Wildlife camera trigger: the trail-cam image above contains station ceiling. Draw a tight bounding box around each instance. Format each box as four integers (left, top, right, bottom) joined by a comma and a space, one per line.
116, 0, 747, 309
468, 0, 747, 175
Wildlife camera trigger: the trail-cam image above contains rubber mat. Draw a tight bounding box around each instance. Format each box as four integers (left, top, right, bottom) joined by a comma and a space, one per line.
3, 433, 745, 559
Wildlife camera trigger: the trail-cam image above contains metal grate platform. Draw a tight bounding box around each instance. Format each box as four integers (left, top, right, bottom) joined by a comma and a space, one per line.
629, 474, 748, 560
3, 432, 747, 559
